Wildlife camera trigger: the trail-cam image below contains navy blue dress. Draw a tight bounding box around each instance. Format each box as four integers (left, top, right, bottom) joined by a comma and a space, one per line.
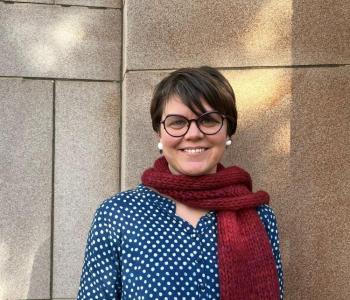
77, 184, 284, 299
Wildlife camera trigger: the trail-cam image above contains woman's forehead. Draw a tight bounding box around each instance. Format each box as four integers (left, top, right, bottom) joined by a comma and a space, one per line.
163, 95, 214, 115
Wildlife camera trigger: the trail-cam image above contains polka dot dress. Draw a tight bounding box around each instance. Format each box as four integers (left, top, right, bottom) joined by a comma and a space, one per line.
77, 185, 284, 299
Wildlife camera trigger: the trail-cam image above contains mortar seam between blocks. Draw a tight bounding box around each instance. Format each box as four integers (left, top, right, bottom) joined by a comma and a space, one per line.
124, 63, 350, 74
118, 0, 124, 192
0, 0, 121, 9
49, 80, 56, 299
0, 76, 120, 82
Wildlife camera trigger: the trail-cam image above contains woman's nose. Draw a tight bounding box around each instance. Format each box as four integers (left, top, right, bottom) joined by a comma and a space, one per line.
184, 120, 204, 138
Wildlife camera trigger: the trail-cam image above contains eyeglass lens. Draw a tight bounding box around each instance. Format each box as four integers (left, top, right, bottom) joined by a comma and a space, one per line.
163, 112, 224, 137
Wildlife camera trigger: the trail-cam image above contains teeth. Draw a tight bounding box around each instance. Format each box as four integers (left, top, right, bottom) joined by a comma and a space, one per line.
183, 148, 206, 153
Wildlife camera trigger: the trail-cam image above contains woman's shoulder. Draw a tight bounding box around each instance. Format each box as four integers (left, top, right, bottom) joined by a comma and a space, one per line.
256, 204, 278, 221
256, 204, 281, 239
97, 185, 140, 211
96, 184, 161, 217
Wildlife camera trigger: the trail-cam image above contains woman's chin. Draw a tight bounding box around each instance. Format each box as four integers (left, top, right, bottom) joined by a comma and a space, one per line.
172, 163, 216, 176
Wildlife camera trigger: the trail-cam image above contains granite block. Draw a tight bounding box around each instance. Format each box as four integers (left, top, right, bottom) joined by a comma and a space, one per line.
125, 0, 349, 71
56, 0, 122, 8
0, 3, 121, 80
53, 81, 120, 298
288, 66, 350, 299
121, 71, 167, 190
0, 78, 53, 299
292, 1, 350, 65
125, 0, 292, 70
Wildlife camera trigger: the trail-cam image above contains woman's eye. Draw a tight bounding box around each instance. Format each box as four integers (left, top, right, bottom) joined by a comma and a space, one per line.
167, 119, 187, 128
200, 117, 220, 126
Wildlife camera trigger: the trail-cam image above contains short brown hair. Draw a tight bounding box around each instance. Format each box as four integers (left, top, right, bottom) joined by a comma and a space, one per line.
150, 66, 237, 136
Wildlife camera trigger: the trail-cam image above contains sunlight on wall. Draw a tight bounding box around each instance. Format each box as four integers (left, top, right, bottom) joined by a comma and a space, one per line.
231, 0, 293, 156
224, 69, 291, 156
273, 120, 290, 155
28, 14, 86, 73
53, 18, 85, 50
244, 0, 292, 62
30, 44, 57, 70
225, 69, 290, 111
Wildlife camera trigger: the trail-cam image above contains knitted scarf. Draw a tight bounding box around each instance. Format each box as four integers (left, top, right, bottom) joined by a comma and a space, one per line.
141, 156, 280, 300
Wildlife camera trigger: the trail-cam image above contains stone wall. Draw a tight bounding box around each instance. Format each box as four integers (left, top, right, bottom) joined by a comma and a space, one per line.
0, 0, 349, 299
0, 1, 121, 299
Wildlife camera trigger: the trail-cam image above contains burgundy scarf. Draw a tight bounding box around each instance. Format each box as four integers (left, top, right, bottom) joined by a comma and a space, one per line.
141, 156, 280, 300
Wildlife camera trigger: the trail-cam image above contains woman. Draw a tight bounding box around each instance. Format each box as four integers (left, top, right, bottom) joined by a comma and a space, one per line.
77, 66, 284, 299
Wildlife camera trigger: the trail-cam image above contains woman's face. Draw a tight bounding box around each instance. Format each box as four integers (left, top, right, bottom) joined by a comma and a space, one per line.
158, 95, 229, 176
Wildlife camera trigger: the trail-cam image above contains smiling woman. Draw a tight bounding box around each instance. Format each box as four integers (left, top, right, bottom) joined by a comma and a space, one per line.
159, 96, 228, 176
77, 66, 284, 300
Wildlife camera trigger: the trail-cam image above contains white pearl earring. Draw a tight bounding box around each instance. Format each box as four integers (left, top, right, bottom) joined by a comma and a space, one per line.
157, 142, 163, 150
225, 139, 232, 146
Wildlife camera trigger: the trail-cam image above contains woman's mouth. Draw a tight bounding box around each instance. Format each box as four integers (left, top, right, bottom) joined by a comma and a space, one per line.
181, 147, 207, 153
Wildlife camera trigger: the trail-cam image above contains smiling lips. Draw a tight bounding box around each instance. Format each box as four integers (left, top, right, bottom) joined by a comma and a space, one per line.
181, 147, 207, 153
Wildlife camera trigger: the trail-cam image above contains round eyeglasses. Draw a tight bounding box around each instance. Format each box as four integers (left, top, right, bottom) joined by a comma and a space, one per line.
160, 111, 229, 137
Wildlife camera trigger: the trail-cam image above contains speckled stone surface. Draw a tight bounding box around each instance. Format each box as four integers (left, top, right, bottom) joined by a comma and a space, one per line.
121, 71, 167, 190
0, 78, 53, 299
125, 0, 292, 70
56, 0, 122, 8
221, 69, 291, 200
53, 81, 120, 298
287, 66, 350, 299
292, 1, 350, 65
0, 3, 121, 80
125, 0, 349, 71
